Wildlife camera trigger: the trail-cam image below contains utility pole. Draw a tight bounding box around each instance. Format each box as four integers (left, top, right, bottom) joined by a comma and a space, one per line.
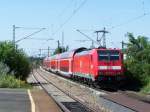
121, 41, 124, 49
38, 48, 55, 57
91, 40, 94, 48
13, 25, 15, 45
121, 41, 129, 49
57, 40, 60, 48
95, 27, 109, 48
62, 31, 64, 47
39, 49, 41, 58
48, 46, 50, 57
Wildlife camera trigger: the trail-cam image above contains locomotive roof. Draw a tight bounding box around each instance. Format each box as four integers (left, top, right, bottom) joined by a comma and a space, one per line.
75, 49, 91, 56
96, 48, 121, 50
75, 48, 121, 56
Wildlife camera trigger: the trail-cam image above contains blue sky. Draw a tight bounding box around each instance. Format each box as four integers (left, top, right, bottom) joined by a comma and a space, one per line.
0, 0, 150, 56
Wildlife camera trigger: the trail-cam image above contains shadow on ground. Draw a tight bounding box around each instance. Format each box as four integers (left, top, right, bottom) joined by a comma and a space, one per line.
29, 82, 48, 86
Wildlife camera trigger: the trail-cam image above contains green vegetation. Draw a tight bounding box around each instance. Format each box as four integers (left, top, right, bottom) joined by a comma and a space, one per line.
124, 33, 150, 93
0, 41, 31, 88
0, 62, 31, 88
0, 74, 31, 88
53, 46, 69, 55
29, 56, 42, 69
0, 41, 31, 80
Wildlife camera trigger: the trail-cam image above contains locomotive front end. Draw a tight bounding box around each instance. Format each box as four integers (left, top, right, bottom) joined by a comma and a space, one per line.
97, 49, 124, 82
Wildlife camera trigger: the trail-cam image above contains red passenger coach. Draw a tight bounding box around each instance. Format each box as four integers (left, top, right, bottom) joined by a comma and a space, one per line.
43, 57, 51, 71
57, 47, 87, 77
49, 54, 59, 72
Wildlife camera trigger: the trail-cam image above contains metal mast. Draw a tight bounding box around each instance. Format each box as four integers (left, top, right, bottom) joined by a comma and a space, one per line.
13, 25, 15, 45
95, 27, 109, 48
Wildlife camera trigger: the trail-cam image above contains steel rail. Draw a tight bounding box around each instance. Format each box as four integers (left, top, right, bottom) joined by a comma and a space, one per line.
33, 69, 96, 112
39, 68, 149, 112
32, 70, 71, 112
35, 69, 97, 112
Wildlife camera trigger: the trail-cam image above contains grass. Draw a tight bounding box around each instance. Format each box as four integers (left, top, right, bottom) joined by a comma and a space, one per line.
0, 74, 32, 88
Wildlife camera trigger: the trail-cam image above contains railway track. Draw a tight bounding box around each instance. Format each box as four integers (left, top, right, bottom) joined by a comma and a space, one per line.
38, 67, 150, 112
42, 67, 150, 104
32, 69, 97, 112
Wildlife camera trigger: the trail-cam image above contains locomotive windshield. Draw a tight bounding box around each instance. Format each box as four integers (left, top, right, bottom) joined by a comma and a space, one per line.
98, 50, 119, 61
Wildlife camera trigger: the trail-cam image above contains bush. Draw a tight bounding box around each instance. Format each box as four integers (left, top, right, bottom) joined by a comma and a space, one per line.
0, 41, 31, 80
0, 74, 31, 88
0, 62, 31, 88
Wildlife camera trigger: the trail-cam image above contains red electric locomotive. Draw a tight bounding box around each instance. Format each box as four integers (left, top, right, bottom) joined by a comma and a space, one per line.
43, 47, 124, 84
73, 48, 124, 83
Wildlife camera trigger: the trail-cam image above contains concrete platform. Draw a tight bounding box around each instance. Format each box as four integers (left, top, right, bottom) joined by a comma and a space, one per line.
0, 88, 31, 112
31, 89, 62, 112
28, 74, 63, 112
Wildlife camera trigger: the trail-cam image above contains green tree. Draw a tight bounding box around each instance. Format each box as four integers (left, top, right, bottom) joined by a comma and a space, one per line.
125, 33, 150, 86
0, 41, 31, 80
53, 46, 69, 55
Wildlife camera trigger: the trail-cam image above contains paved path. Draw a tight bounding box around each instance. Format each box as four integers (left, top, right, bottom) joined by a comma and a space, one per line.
0, 88, 30, 112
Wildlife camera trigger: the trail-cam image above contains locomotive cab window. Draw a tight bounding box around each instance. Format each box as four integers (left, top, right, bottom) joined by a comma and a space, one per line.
110, 51, 119, 60
98, 51, 109, 61
98, 50, 119, 61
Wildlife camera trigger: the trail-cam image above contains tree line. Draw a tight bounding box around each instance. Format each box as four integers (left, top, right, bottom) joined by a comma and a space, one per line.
124, 33, 150, 89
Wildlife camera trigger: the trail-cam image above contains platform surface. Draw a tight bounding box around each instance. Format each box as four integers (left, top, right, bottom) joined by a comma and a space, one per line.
0, 88, 31, 112
31, 89, 62, 112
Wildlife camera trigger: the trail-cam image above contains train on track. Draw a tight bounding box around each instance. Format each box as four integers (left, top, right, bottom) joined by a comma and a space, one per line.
43, 47, 125, 85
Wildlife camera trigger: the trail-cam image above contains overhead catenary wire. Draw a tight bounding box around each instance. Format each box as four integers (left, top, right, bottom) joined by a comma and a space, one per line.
78, 1, 149, 32
15, 27, 47, 30
44, 0, 149, 52
76, 29, 99, 45
108, 12, 150, 30
109, 0, 150, 30
57, 0, 74, 18
15, 28, 46, 43
142, 0, 146, 15
47, 0, 88, 41
26, 38, 53, 40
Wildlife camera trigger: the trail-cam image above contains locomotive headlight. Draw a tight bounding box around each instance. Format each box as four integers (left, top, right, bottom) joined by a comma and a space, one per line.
112, 66, 121, 70
99, 66, 107, 70
99, 66, 121, 70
